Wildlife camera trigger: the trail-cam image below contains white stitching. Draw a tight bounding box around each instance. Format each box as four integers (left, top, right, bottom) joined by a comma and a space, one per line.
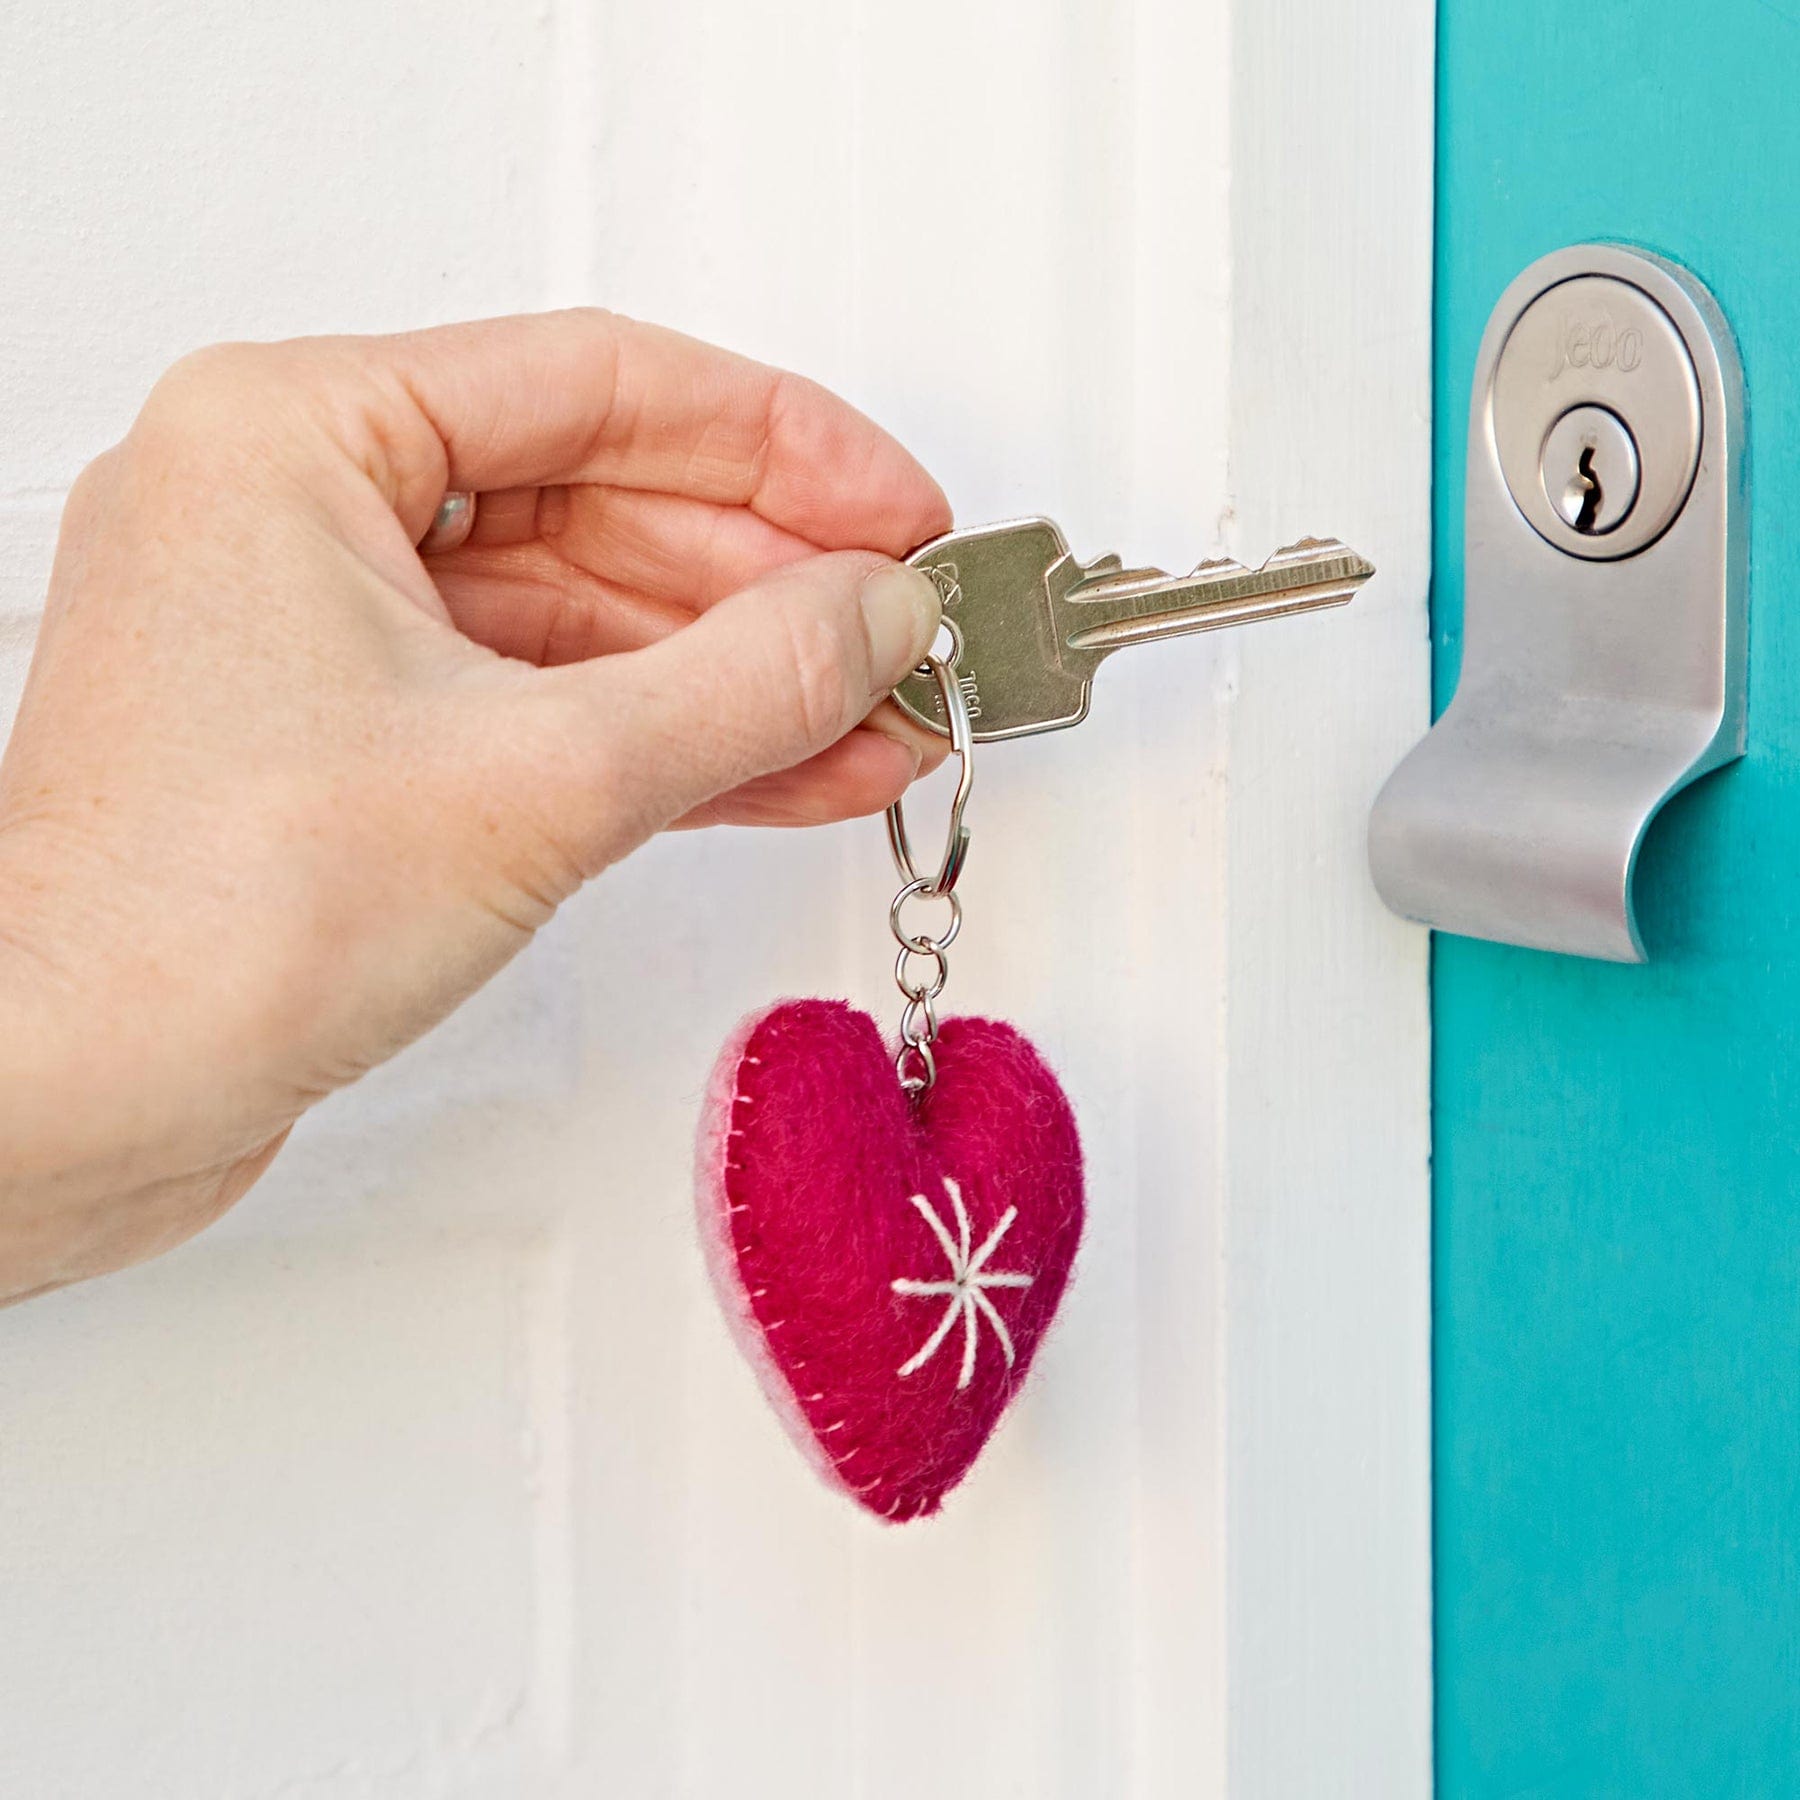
891, 1178, 1034, 1387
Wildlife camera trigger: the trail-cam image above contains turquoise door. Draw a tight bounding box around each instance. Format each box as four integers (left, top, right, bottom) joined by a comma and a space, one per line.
1435, 6, 1800, 1794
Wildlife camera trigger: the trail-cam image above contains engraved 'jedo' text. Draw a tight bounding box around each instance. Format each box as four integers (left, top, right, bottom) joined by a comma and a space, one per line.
1547, 315, 1644, 382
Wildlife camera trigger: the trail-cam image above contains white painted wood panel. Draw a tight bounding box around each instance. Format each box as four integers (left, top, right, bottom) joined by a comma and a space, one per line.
0, 1, 1431, 1794
1225, 3, 1436, 1789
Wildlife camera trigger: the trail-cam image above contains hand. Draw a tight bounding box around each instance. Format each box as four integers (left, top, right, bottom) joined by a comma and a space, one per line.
0, 310, 950, 1303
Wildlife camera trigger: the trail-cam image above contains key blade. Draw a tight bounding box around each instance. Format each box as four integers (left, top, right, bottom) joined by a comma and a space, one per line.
1061, 537, 1374, 655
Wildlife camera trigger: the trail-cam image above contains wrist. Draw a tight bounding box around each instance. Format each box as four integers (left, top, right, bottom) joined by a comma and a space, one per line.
0, 827, 124, 1273
0, 824, 223, 1299
0, 825, 89, 1177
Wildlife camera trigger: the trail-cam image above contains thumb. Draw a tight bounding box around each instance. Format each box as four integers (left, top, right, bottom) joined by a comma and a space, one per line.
531, 549, 943, 865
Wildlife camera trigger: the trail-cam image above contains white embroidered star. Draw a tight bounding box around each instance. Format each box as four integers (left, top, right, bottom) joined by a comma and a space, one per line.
892, 1176, 1035, 1389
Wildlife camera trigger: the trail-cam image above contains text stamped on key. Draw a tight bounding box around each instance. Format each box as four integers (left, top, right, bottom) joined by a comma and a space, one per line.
893, 517, 1374, 741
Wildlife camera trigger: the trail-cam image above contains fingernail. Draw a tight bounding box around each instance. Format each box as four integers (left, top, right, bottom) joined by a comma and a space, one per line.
859, 563, 942, 691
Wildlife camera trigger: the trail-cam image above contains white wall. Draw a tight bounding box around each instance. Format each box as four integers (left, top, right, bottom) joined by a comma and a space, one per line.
0, 3, 1432, 1796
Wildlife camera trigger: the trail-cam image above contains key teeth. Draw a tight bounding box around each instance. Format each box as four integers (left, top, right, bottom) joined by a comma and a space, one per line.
1072, 537, 1376, 604
1263, 535, 1374, 576
1082, 560, 1165, 587
1183, 540, 1372, 581
1267, 535, 1342, 560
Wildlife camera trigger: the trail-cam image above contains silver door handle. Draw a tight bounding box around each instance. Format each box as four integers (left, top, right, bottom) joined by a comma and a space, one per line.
1369, 242, 1746, 962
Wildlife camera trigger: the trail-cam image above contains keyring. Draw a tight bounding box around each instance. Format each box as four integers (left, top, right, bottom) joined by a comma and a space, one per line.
885, 653, 973, 899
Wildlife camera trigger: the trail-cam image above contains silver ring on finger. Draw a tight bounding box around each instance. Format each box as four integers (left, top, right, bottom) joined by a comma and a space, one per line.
419, 490, 477, 555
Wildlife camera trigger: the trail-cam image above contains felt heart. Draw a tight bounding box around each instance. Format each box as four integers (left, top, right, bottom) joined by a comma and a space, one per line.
696, 998, 1084, 1523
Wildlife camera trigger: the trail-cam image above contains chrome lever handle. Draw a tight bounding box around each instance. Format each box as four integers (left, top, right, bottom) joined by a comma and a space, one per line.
1369, 243, 1747, 963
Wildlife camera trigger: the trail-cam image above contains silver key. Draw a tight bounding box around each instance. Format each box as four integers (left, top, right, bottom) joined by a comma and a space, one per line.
892, 517, 1374, 740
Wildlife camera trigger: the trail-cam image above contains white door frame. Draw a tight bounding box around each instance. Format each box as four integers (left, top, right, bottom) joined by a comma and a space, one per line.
569, 0, 1435, 1791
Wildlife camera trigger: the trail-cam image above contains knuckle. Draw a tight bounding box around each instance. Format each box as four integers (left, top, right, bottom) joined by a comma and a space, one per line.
62, 444, 121, 525
131, 339, 347, 492
132, 342, 298, 473
559, 303, 619, 331
143, 341, 282, 421
775, 602, 857, 748
503, 685, 643, 881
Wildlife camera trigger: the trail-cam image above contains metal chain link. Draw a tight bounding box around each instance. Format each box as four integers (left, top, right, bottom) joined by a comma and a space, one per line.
883, 652, 974, 1095
889, 878, 962, 1091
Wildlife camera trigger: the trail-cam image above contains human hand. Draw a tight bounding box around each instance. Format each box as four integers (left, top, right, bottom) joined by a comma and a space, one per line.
0, 310, 950, 1302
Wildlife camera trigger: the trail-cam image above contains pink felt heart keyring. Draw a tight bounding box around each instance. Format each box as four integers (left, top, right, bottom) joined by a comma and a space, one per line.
696, 650, 1085, 1521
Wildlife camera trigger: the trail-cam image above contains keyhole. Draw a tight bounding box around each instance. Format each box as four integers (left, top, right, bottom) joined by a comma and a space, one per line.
1565, 445, 1604, 534
1538, 405, 1641, 545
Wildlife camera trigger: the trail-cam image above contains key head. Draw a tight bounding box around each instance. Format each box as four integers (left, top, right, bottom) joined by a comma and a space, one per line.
893, 519, 1092, 739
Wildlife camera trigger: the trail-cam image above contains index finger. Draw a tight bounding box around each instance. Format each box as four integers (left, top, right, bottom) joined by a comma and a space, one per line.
303, 309, 952, 556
